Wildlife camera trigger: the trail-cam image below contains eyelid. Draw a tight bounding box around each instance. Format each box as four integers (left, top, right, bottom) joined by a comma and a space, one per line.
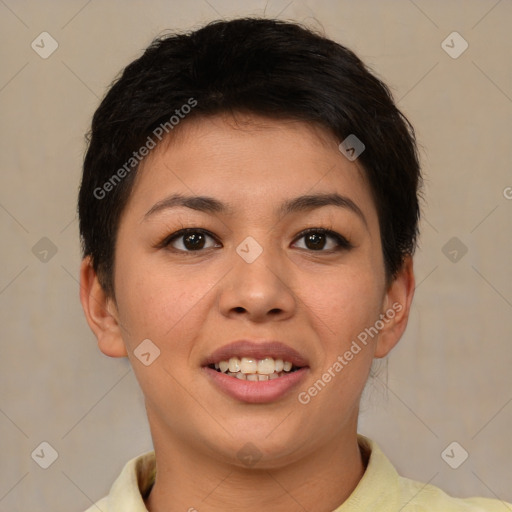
157, 228, 220, 251
291, 227, 352, 250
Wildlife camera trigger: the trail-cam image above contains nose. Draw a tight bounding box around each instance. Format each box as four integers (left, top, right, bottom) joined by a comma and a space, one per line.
217, 243, 297, 323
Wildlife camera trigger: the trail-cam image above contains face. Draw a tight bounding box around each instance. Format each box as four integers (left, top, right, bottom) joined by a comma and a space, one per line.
82, 113, 413, 468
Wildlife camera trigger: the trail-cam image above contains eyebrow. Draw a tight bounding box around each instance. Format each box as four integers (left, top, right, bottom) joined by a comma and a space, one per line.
143, 192, 367, 226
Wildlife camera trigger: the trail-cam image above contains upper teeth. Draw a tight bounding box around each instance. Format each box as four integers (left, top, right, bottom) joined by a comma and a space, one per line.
215, 357, 293, 375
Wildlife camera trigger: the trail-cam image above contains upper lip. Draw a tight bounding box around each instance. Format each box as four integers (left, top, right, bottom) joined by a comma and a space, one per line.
203, 340, 309, 368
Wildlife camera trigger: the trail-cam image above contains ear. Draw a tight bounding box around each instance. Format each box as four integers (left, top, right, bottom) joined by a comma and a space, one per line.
374, 255, 415, 358
79, 256, 127, 358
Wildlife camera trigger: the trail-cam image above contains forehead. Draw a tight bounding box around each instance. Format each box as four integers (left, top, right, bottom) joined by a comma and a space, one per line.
125, 113, 378, 226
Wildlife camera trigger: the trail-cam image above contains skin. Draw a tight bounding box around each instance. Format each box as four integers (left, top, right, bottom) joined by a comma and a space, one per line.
80, 113, 415, 512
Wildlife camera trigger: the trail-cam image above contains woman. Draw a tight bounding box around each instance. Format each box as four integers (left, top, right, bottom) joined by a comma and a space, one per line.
78, 17, 510, 511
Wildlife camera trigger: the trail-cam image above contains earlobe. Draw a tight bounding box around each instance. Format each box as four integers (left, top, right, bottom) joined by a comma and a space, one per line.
374, 255, 415, 358
79, 256, 128, 358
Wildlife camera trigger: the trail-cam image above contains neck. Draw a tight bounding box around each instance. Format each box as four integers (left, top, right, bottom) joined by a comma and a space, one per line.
145, 420, 366, 512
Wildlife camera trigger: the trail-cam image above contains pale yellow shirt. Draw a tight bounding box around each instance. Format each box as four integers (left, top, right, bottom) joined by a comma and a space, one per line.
84, 436, 511, 511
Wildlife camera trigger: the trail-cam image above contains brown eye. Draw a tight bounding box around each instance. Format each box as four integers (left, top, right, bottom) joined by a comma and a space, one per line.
304, 232, 327, 250
163, 229, 220, 252
293, 228, 352, 252
182, 232, 206, 250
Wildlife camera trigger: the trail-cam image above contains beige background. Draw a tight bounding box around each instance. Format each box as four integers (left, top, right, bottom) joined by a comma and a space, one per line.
1, 0, 511, 510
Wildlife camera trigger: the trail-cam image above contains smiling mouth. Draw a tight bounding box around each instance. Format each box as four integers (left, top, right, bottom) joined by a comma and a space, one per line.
208, 356, 302, 381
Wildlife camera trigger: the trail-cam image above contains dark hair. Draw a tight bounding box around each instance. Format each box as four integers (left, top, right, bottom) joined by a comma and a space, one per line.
78, 17, 421, 299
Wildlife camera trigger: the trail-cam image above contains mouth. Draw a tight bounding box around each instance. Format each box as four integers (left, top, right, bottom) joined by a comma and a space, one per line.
202, 339, 309, 403
208, 356, 302, 381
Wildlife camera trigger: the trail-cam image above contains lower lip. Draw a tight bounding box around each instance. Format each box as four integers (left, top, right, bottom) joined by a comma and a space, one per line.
203, 367, 309, 404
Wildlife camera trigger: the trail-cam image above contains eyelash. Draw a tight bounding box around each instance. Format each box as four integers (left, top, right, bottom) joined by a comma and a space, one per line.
158, 227, 352, 254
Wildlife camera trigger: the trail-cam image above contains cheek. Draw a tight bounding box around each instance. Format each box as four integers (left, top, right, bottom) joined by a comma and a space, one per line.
297, 272, 380, 422
300, 267, 383, 341
114, 254, 210, 349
